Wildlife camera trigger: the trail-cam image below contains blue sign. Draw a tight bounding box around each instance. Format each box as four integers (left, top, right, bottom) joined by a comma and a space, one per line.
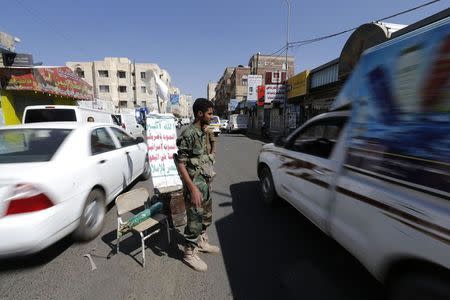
170, 94, 180, 105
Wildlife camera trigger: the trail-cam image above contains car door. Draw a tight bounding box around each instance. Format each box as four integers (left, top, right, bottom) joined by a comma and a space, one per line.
279, 116, 348, 231
108, 127, 146, 184
89, 127, 124, 199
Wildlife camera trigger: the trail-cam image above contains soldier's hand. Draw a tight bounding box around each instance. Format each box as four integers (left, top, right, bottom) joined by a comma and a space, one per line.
190, 186, 202, 208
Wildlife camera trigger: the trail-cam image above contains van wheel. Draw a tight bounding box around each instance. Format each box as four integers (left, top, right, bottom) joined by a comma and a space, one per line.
73, 189, 106, 242
259, 166, 279, 206
388, 272, 450, 300
141, 158, 151, 180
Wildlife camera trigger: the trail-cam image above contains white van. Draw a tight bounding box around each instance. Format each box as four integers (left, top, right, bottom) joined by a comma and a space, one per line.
227, 114, 248, 133
23, 105, 120, 126
207, 115, 221, 136
115, 113, 145, 138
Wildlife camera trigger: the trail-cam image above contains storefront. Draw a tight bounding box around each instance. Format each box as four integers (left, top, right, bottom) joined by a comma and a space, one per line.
0, 66, 93, 125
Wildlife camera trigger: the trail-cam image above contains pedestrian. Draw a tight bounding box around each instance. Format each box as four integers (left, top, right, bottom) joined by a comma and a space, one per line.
175, 98, 220, 272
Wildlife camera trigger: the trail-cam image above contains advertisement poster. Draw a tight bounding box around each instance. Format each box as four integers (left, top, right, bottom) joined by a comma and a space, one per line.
247, 75, 262, 101
264, 84, 286, 104
0, 67, 93, 100
146, 114, 182, 192
341, 21, 450, 194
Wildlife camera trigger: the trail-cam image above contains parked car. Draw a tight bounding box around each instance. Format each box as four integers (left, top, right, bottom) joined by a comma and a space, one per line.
23, 105, 120, 126
227, 114, 248, 133
207, 115, 221, 136
257, 16, 450, 299
220, 120, 229, 131
0, 122, 150, 257
114, 113, 145, 138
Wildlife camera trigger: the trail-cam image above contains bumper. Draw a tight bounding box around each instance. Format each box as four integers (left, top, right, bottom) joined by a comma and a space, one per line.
0, 203, 77, 257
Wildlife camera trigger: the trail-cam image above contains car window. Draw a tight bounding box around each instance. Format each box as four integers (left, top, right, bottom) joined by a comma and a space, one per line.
0, 128, 72, 163
288, 117, 347, 159
110, 127, 136, 147
91, 127, 117, 155
24, 109, 77, 123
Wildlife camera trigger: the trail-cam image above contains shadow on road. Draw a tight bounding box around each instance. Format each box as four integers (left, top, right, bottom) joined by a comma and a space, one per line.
215, 181, 384, 300
0, 236, 73, 272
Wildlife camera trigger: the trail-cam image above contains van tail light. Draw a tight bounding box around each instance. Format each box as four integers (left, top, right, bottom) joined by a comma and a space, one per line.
5, 184, 54, 216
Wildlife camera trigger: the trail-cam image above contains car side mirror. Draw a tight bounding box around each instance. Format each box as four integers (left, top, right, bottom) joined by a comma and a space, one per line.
274, 136, 286, 147
135, 136, 145, 144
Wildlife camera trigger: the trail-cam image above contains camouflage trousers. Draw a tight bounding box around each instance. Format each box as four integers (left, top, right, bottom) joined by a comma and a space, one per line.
184, 175, 212, 248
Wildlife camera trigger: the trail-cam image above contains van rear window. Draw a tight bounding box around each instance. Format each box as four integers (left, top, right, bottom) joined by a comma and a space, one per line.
24, 109, 77, 123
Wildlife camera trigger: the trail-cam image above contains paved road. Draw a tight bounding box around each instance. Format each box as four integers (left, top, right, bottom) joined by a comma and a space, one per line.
0, 131, 384, 300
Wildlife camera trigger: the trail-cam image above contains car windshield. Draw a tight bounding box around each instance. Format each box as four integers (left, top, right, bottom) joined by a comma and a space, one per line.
0, 128, 72, 163
211, 116, 220, 124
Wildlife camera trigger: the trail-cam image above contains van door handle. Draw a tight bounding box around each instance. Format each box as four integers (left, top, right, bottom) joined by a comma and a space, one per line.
313, 168, 326, 175
98, 159, 107, 164
125, 151, 130, 155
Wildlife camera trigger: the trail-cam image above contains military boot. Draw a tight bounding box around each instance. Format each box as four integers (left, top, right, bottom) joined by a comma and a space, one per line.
198, 233, 220, 254
183, 246, 207, 272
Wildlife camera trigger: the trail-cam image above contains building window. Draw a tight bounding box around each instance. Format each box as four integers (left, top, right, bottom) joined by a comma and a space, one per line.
99, 85, 110, 93
98, 70, 109, 77
242, 76, 248, 86
119, 101, 128, 108
141, 86, 146, 93
119, 86, 127, 93
75, 67, 84, 78
140, 72, 146, 79
141, 101, 146, 107
118, 71, 126, 78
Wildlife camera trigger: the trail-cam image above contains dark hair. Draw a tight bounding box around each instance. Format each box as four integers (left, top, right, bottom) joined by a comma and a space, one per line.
193, 98, 214, 117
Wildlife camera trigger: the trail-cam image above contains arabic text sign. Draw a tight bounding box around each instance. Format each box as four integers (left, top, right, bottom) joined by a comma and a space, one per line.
264, 84, 287, 104
146, 114, 182, 190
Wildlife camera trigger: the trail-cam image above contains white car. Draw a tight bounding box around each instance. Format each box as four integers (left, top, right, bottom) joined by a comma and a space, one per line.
0, 122, 150, 257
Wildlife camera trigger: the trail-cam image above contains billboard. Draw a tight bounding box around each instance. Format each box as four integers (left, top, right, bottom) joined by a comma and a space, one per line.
264, 84, 287, 104
247, 75, 262, 101
228, 99, 239, 111
288, 70, 310, 98
0, 67, 93, 100
170, 94, 180, 105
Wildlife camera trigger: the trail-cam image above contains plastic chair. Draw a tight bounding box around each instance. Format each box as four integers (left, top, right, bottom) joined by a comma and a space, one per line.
115, 188, 170, 267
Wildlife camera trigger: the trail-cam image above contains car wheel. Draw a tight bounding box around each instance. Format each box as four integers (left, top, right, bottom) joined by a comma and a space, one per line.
73, 189, 106, 242
141, 158, 151, 180
259, 166, 279, 206
388, 272, 450, 300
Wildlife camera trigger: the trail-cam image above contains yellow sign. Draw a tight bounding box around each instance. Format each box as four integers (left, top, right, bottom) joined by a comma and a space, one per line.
288, 70, 309, 98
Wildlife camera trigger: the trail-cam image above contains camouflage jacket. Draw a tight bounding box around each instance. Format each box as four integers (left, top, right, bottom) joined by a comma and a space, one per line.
175, 124, 215, 179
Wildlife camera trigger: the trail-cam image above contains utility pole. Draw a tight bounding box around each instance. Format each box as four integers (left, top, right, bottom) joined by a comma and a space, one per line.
283, 0, 291, 136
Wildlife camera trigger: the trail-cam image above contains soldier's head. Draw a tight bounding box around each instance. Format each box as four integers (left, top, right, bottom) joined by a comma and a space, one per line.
193, 98, 214, 126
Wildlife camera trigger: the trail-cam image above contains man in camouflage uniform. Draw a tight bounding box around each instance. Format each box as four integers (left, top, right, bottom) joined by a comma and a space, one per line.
175, 98, 220, 272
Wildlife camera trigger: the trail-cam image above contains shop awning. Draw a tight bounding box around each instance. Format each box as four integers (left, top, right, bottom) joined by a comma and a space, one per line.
0, 66, 93, 100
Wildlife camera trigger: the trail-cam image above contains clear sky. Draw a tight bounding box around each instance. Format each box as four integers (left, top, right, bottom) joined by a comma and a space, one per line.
1, 0, 448, 99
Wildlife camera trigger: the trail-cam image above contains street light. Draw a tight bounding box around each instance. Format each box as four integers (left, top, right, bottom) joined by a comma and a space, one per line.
283, 0, 291, 136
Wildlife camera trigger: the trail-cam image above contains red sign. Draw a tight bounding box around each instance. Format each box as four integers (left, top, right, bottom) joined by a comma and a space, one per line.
257, 85, 265, 107
0, 67, 93, 100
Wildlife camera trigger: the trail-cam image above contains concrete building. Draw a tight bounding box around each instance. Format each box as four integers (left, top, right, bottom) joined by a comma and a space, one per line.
214, 67, 235, 116
230, 66, 251, 101
67, 57, 176, 112
248, 53, 295, 80
207, 82, 217, 101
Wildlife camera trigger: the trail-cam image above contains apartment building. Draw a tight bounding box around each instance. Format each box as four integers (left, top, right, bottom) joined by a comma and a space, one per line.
67, 57, 174, 112
207, 82, 217, 101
